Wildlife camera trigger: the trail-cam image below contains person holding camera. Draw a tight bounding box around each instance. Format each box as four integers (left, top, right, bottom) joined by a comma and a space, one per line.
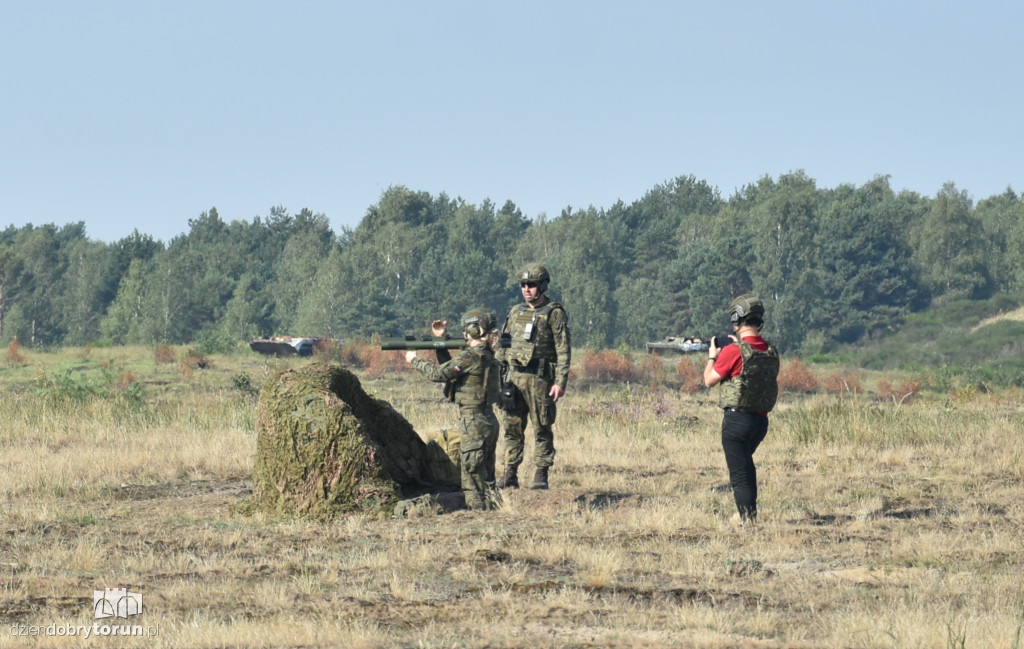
406, 309, 502, 511
703, 294, 780, 525
496, 263, 571, 491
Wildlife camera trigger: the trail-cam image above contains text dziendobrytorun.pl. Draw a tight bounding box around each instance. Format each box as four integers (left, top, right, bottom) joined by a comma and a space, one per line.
10, 623, 159, 638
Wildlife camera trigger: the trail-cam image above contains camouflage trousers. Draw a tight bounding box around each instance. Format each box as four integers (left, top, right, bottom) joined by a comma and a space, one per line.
459, 406, 500, 510
500, 371, 557, 469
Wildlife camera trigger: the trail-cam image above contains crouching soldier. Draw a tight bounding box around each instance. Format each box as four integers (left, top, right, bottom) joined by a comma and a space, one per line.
406, 309, 502, 511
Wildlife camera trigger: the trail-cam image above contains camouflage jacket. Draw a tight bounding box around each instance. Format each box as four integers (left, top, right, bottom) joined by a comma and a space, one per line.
411, 345, 500, 410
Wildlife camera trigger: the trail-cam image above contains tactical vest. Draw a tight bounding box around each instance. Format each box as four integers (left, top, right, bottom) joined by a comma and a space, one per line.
719, 340, 780, 413
454, 346, 501, 409
506, 302, 562, 368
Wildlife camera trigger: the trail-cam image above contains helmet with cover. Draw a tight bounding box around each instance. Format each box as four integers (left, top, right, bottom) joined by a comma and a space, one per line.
728, 294, 765, 324
517, 263, 550, 293
462, 307, 497, 340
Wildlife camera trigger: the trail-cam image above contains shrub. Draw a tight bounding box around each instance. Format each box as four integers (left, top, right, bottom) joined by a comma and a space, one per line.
320, 337, 407, 377
117, 369, 136, 390
675, 356, 704, 394
35, 369, 104, 403
7, 336, 25, 366
34, 361, 145, 409
823, 371, 862, 394
196, 330, 238, 356
877, 378, 921, 405
180, 349, 210, 377
639, 353, 666, 388
232, 372, 261, 399
876, 378, 892, 401
779, 358, 819, 394
336, 337, 410, 378
339, 338, 373, 368
154, 345, 176, 364
365, 347, 411, 378
313, 338, 345, 364
898, 379, 921, 402
580, 349, 639, 383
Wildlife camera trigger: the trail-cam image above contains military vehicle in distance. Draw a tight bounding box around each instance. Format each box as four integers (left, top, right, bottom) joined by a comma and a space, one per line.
644, 336, 710, 355
249, 337, 333, 357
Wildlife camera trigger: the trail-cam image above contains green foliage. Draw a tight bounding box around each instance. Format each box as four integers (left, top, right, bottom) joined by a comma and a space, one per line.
2, 176, 1023, 368
910, 183, 992, 300
57, 239, 109, 345
34, 362, 145, 410
855, 295, 1024, 383
543, 207, 624, 348
196, 330, 240, 356
35, 369, 106, 402
974, 358, 1024, 388
231, 371, 260, 399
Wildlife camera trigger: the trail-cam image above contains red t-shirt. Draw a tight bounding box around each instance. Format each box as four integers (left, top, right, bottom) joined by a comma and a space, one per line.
713, 334, 768, 379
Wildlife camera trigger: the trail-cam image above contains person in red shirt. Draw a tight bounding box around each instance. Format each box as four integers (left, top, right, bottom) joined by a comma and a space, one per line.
703, 294, 780, 525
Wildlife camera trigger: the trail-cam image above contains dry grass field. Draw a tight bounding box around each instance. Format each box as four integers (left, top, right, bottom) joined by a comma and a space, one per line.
1, 345, 1023, 648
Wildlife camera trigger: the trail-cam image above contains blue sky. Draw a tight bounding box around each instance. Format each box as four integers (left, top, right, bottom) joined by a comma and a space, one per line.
2, 1, 1020, 244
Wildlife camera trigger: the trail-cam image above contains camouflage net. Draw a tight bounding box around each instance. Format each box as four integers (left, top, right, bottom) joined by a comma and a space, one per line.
421, 427, 461, 488
252, 363, 459, 520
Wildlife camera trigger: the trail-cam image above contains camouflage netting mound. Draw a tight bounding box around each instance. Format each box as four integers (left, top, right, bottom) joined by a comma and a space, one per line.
252, 364, 459, 519
421, 427, 462, 488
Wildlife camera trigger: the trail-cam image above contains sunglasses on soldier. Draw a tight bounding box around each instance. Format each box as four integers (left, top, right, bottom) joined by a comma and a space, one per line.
521, 282, 539, 288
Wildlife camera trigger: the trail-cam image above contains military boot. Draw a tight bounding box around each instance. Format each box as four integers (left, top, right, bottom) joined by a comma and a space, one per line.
498, 466, 519, 489
530, 466, 549, 490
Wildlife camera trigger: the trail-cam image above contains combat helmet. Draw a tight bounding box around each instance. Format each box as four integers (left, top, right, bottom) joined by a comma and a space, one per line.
728, 294, 765, 324
462, 307, 497, 339
517, 263, 550, 293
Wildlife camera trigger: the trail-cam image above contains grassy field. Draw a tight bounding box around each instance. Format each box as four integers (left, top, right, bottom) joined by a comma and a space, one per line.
1, 345, 1023, 648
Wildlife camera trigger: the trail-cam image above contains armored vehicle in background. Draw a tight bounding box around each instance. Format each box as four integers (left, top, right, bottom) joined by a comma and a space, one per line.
249, 337, 329, 357
644, 336, 710, 355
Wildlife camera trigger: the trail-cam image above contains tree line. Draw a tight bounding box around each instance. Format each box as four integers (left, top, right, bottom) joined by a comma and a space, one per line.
2, 172, 1021, 355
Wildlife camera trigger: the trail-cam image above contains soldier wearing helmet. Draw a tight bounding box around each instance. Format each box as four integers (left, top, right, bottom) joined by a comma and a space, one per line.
405, 308, 502, 511
704, 294, 780, 525
496, 263, 571, 490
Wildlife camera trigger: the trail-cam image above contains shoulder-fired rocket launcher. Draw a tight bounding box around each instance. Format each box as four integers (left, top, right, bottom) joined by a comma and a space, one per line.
379, 333, 512, 351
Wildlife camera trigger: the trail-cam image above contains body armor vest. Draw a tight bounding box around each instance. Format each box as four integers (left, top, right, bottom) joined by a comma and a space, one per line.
454, 346, 501, 409
507, 302, 561, 367
719, 340, 780, 413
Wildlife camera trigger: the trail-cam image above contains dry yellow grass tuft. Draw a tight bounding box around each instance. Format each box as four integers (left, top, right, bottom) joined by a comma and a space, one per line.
971, 304, 1024, 331
0, 346, 1022, 648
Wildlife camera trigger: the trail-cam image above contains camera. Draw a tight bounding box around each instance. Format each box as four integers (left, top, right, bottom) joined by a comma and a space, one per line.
714, 334, 734, 349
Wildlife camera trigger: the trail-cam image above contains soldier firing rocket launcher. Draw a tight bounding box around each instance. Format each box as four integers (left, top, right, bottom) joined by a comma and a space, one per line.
379, 333, 512, 351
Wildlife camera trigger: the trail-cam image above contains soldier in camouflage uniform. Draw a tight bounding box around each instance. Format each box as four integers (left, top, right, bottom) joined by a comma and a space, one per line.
496, 263, 571, 490
406, 309, 502, 511
704, 294, 780, 524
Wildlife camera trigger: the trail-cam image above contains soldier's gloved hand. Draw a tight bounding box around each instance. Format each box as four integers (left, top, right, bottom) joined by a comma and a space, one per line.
405, 351, 417, 363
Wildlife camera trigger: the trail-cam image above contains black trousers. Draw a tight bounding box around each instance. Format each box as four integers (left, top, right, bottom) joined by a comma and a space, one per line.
721, 410, 769, 519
